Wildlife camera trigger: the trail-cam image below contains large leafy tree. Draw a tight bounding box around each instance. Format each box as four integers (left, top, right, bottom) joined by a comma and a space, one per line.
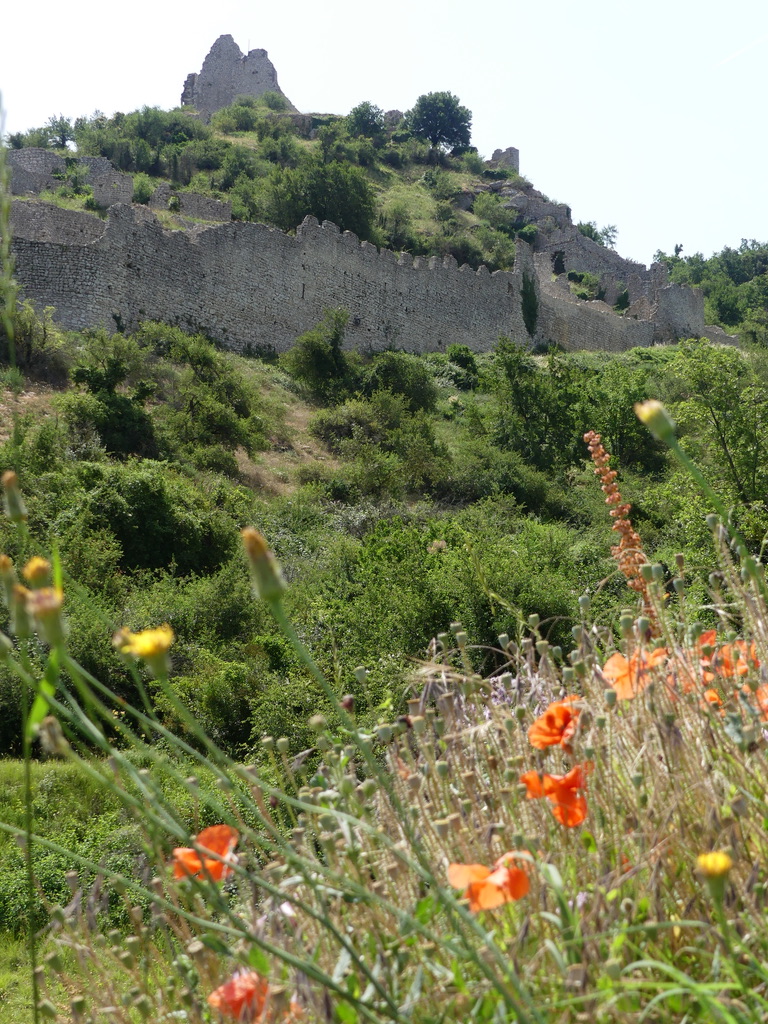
267, 160, 376, 239
405, 92, 472, 151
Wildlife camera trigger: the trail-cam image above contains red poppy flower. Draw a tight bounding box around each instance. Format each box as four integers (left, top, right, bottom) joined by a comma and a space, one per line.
527, 696, 580, 753
711, 641, 759, 679
208, 971, 270, 1020
520, 764, 591, 827
602, 648, 668, 700
448, 850, 530, 912
173, 824, 239, 881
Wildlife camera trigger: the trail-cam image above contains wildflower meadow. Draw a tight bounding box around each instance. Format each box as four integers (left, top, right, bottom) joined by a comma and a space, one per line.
3, 399, 768, 1024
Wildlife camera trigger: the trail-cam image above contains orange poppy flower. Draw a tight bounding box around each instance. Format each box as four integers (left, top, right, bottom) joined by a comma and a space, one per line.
447, 850, 530, 912
520, 764, 591, 828
173, 824, 239, 881
208, 971, 270, 1020
702, 688, 723, 710
527, 696, 581, 753
602, 648, 668, 700
748, 684, 768, 720
711, 641, 759, 679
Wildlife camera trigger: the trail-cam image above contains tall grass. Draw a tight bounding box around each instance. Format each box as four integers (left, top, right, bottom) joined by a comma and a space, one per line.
3, 405, 768, 1022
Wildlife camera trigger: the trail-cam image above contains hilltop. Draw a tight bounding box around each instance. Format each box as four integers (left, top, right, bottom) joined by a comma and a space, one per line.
5, 36, 737, 356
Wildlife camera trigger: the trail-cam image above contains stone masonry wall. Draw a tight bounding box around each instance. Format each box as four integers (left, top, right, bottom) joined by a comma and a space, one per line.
149, 185, 231, 221
10, 203, 533, 352
7, 149, 134, 207
9, 201, 715, 357
181, 35, 295, 119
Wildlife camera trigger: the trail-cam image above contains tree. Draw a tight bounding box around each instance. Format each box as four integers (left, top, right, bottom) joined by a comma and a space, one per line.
267, 160, 376, 239
404, 92, 472, 151
346, 102, 385, 144
576, 221, 618, 249
46, 115, 74, 149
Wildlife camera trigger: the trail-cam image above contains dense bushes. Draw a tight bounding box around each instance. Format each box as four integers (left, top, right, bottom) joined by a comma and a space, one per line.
3, 322, 768, 765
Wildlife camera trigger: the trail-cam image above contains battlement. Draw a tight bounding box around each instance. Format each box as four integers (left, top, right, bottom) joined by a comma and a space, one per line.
9, 198, 714, 356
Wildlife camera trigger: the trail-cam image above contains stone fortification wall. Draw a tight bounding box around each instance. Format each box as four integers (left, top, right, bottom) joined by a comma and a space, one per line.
8, 200, 720, 357
9, 203, 533, 353
535, 260, 654, 352
490, 147, 520, 173
149, 185, 231, 222
537, 289, 654, 351
7, 149, 133, 207
651, 283, 705, 343
181, 35, 295, 119
10, 202, 107, 244
540, 229, 649, 299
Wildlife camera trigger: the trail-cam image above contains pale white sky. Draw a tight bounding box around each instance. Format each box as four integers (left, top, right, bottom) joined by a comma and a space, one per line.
2, 0, 766, 266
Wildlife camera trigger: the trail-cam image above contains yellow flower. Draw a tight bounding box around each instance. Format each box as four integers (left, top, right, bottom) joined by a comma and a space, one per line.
114, 624, 174, 676
696, 851, 733, 878
23, 557, 52, 588
634, 400, 676, 442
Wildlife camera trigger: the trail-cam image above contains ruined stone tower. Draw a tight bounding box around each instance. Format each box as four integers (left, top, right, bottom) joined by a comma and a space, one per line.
181, 35, 296, 119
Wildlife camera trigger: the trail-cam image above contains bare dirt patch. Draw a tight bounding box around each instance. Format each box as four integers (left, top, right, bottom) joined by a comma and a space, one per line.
237, 400, 340, 496
0, 385, 59, 443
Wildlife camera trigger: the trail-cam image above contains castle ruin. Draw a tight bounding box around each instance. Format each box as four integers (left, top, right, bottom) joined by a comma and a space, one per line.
180, 35, 296, 119
4, 37, 734, 357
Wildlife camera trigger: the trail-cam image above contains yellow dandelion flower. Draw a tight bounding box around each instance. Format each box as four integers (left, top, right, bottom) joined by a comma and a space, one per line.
23, 557, 52, 588
114, 624, 174, 676
696, 851, 733, 877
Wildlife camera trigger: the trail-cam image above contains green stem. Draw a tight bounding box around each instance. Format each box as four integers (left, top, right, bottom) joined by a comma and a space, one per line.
19, 642, 39, 1024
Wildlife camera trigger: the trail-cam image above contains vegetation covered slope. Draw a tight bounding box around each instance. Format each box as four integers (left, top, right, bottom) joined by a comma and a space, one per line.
9, 97, 534, 272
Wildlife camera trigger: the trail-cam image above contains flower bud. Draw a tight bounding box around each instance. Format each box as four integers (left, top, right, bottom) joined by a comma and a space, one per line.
11, 584, 33, 638
0, 554, 14, 607
26, 587, 65, 646
241, 528, 286, 602
634, 400, 676, 443
1, 471, 27, 523
22, 557, 51, 588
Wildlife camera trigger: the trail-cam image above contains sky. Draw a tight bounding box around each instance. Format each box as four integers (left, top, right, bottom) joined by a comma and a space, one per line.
2, 0, 767, 267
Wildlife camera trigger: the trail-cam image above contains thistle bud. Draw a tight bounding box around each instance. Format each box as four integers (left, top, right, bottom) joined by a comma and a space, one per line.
0, 555, 15, 608
634, 400, 676, 443
26, 587, 65, 647
1, 471, 27, 523
241, 528, 286, 602
11, 584, 33, 638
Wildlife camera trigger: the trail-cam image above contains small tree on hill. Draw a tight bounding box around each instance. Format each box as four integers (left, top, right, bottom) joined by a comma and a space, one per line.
405, 92, 472, 151
346, 102, 385, 145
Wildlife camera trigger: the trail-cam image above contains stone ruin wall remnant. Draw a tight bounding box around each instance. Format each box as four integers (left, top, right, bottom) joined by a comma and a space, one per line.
181, 35, 295, 119
8, 200, 721, 357
7, 149, 134, 208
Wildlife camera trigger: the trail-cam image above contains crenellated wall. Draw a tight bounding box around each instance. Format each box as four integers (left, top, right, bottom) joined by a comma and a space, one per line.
8, 199, 728, 355
9, 203, 532, 350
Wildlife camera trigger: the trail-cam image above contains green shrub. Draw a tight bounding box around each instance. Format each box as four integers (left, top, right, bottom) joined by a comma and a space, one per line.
363, 351, 438, 412
131, 173, 154, 204
281, 308, 358, 403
